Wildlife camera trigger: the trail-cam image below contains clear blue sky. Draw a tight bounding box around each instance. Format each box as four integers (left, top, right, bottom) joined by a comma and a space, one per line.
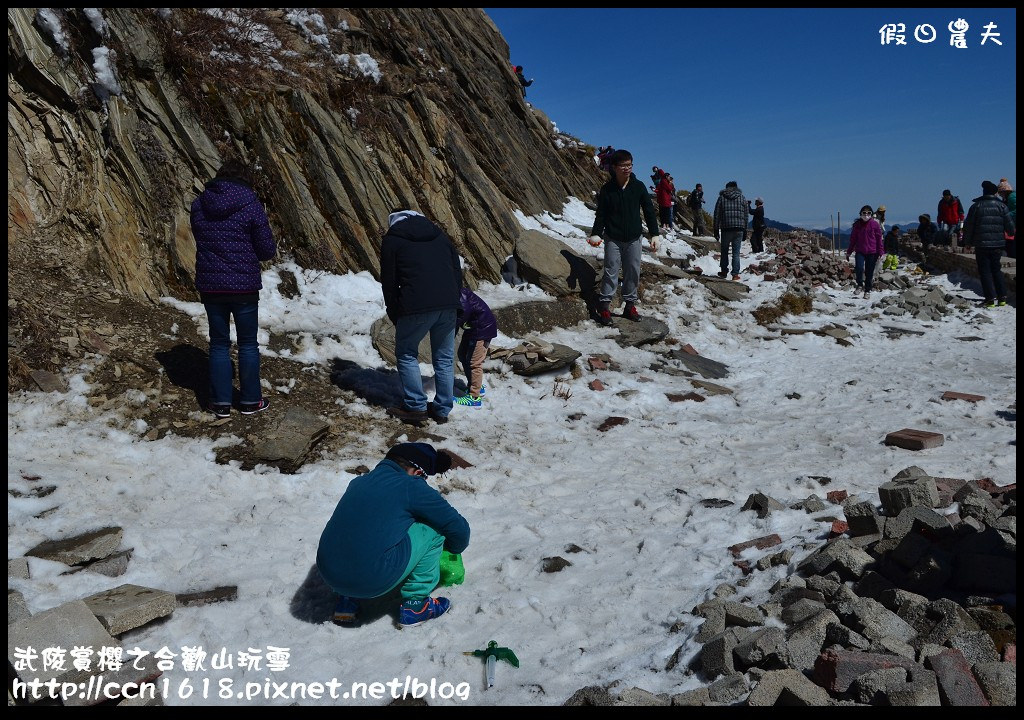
486, 8, 1017, 230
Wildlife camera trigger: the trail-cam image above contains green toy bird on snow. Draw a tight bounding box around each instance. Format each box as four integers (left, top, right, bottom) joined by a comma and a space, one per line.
464, 640, 519, 688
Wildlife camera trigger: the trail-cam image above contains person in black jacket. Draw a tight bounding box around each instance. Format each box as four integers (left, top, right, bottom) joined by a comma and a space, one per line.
963, 181, 1015, 307
381, 210, 463, 424
749, 197, 766, 253
513, 65, 533, 97
588, 149, 660, 324
917, 214, 936, 250
687, 184, 706, 236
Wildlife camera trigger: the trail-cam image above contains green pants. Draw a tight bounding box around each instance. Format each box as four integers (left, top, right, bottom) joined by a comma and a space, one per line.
384, 523, 444, 601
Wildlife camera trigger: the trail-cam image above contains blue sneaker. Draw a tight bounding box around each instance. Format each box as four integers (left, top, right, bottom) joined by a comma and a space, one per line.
398, 597, 451, 627
479, 385, 486, 396
454, 395, 482, 407
333, 596, 360, 625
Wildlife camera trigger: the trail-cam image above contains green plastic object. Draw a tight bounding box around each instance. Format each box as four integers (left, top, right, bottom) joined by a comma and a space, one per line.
439, 550, 465, 586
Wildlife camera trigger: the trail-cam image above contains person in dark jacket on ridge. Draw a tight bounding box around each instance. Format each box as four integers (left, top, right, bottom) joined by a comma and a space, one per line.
317, 442, 469, 627
513, 65, 533, 97
713, 181, 749, 280
454, 287, 497, 407
749, 197, 766, 253
963, 180, 1015, 307
917, 214, 936, 250
381, 210, 462, 425
190, 159, 276, 419
588, 149, 660, 325
687, 183, 707, 236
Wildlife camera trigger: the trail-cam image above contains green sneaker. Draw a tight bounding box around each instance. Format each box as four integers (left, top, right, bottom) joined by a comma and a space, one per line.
454, 395, 482, 407
998, 300, 1007, 306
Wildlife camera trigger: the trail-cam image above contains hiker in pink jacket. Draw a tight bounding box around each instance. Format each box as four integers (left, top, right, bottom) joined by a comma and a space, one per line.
846, 204, 884, 296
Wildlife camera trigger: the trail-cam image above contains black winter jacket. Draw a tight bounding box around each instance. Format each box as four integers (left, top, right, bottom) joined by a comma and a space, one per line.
591, 174, 659, 242
917, 221, 936, 246
380, 216, 462, 320
963, 194, 1015, 251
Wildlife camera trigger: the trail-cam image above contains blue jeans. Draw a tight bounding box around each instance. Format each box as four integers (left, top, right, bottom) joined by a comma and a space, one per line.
975, 247, 1006, 302
720, 230, 743, 276
854, 253, 880, 291
599, 237, 642, 303
394, 309, 456, 416
205, 300, 261, 406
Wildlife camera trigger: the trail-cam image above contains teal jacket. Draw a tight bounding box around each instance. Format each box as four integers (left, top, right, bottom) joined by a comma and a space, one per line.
591, 174, 659, 242
316, 459, 470, 598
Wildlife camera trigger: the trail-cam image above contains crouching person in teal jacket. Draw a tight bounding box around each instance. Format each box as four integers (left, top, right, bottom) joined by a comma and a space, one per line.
317, 443, 470, 628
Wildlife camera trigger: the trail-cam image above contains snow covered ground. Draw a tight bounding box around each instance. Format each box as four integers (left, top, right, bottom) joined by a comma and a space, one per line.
8, 199, 1016, 706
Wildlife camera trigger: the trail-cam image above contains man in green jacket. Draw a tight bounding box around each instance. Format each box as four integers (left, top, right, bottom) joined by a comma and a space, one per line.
588, 149, 660, 325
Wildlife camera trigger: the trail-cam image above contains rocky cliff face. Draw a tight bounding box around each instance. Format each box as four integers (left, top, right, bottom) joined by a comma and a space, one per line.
8, 8, 603, 307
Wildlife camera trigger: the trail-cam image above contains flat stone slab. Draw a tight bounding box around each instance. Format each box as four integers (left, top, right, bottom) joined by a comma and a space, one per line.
176, 585, 239, 608
941, 391, 985, 403
29, 369, 67, 393
690, 379, 733, 396
669, 349, 729, 379
492, 300, 590, 339
82, 584, 176, 635
8, 600, 117, 685
507, 343, 581, 376
885, 428, 945, 450
666, 392, 704, 402
253, 407, 331, 473
610, 316, 669, 348
26, 526, 123, 566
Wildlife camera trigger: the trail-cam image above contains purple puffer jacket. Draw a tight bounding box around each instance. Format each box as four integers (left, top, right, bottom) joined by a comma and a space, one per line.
458, 288, 498, 342
847, 218, 884, 256
191, 179, 276, 293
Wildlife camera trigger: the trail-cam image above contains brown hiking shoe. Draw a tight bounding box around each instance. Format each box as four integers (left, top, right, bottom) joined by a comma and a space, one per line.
386, 405, 428, 424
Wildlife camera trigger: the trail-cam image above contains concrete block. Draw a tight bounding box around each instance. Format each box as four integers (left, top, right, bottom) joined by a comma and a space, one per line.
782, 598, 826, 626
925, 648, 989, 706
887, 668, 942, 706
797, 538, 874, 580
814, 648, 919, 694
25, 527, 123, 566
844, 500, 885, 536
879, 475, 940, 513
81, 584, 175, 635
733, 627, 789, 670
884, 429, 944, 450
671, 687, 711, 706
615, 687, 670, 706
947, 631, 999, 667
701, 627, 751, 679
7, 600, 117, 685
787, 609, 840, 671
972, 661, 1015, 706
708, 673, 748, 704
722, 601, 763, 628
834, 597, 917, 644
850, 667, 907, 705
745, 669, 831, 706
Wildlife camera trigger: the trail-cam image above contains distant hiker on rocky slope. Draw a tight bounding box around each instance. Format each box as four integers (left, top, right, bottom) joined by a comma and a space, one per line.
688, 183, 706, 236
749, 197, 766, 253
190, 159, 276, 419
513, 64, 533, 97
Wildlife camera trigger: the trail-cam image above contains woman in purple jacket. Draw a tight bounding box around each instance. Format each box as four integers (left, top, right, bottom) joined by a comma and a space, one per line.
454, 288, 497, 407
190, 160, 276, 418
846, 205, 884, 297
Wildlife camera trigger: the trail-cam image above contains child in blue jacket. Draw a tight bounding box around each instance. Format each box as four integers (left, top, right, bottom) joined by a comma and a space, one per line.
455, 288, 497, 407
317, 443, 470, 627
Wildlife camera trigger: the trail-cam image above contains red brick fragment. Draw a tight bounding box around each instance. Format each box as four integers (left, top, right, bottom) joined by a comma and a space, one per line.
728, 534, 782, 558
589, 380, 605, 391
941, 391, 985, 403
829, 521, 849, 537
679, 344, 699, 356
884, 428, 945, 450
826, 490, 848, 504
588, 357, 607, 371
666, 392, 704, 403
1004, 644, 1016, 665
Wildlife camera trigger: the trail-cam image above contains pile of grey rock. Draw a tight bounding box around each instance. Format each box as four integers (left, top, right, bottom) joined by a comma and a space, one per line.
874, 285, 976, 321
566, 466, 1016, 706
